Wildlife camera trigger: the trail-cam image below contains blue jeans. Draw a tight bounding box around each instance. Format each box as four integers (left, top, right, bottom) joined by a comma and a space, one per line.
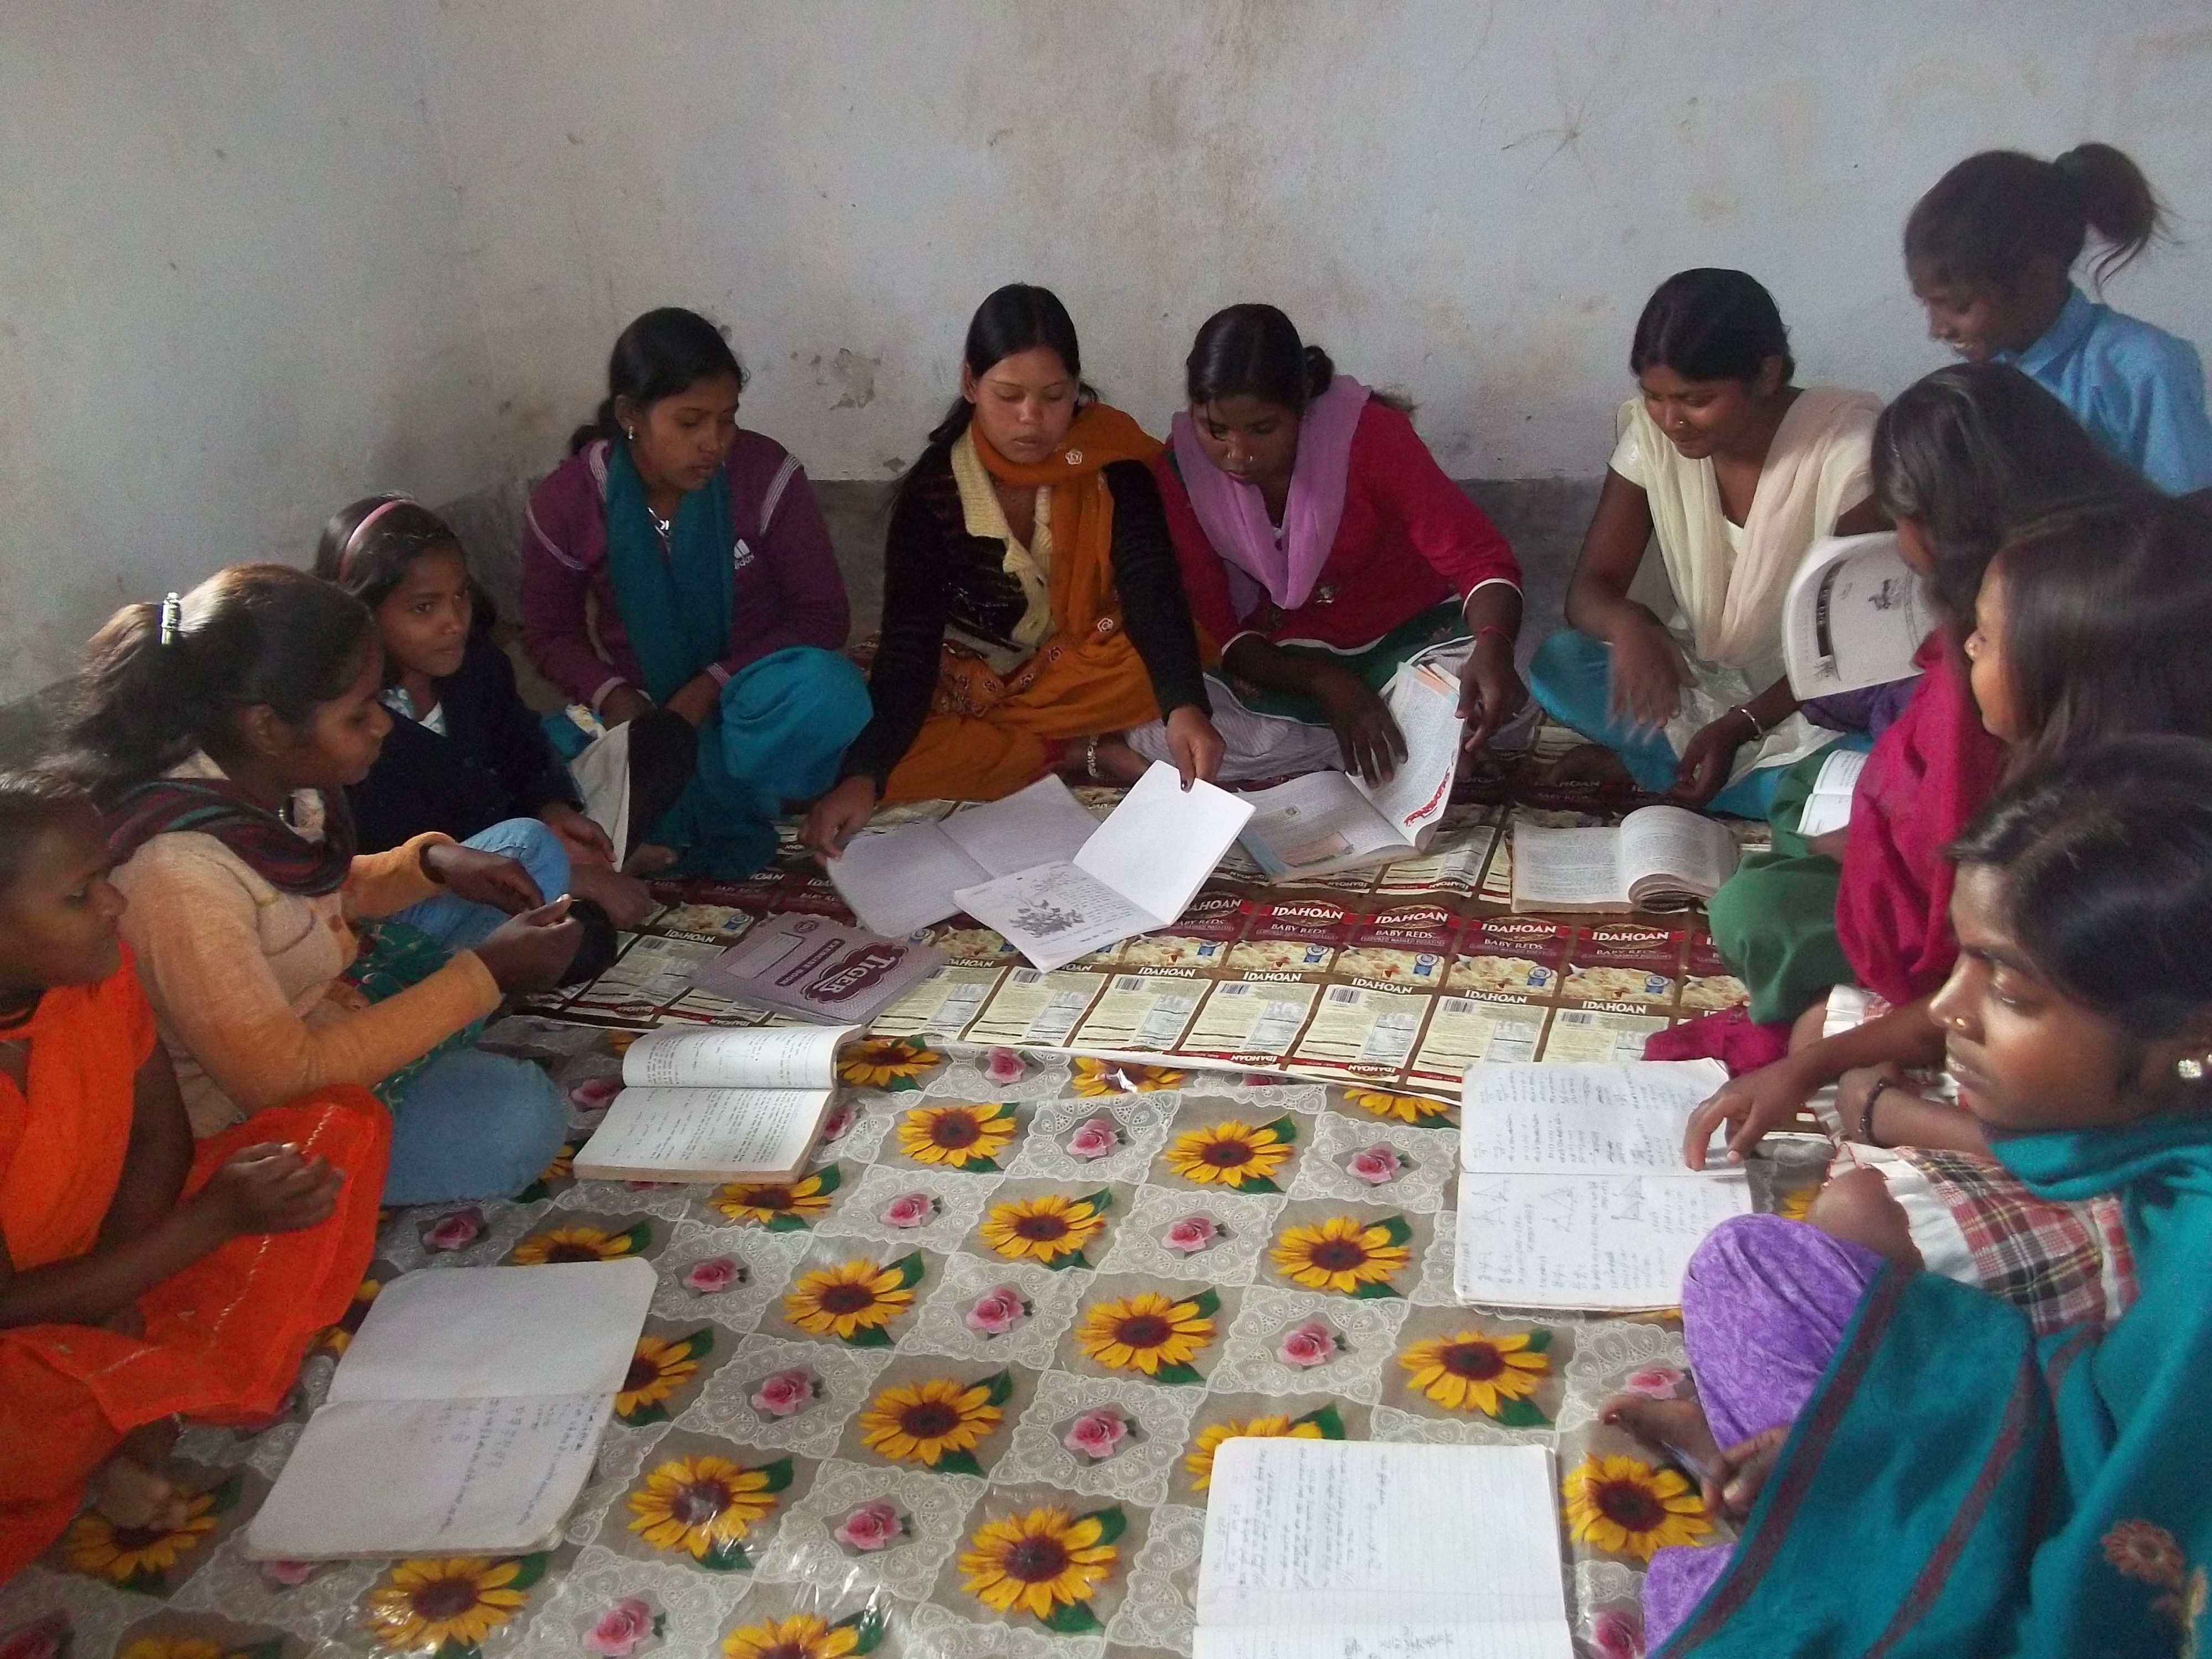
392, 818, 572, 951
1527, 630, 1784, 819
382, 1047, 570, 1205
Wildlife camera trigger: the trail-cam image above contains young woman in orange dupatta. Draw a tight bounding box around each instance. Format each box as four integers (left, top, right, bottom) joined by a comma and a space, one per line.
0, 774, 385, 1580
805, 284, 1223, 850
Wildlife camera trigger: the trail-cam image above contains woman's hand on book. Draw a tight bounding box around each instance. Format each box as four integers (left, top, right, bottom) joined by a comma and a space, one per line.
473, 897, 583, 994
1682, 1055, 1818, 1167
1458, 633, 1527, 753
1313, 668, 1406, 785
805, 776, 879, 864
191, 1144, 342, 1239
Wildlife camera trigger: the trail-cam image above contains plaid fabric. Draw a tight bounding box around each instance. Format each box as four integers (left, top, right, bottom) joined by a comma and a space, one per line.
1903, 1147, 2137, 1337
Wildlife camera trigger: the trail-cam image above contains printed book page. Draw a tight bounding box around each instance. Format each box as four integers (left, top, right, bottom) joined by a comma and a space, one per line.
1618, 806, 1739, 903
956, 861, 1160, 973
619, 1024, 852, 1089
1357, 659, 1466, 838
1508, 825, 1626, 911
1785, 533, 1932, 697
572, 1086, 832, 1181
1454, 1170, 1751, 1309
1459, 1061, 1730, 1173
1194, 1438, 1572, 1659
1795, 746, 1868, 841
1238, 771, 1408, 879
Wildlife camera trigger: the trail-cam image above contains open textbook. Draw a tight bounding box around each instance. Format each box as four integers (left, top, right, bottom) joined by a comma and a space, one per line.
571, 1022, 854, 1182
1784, 532, 1932, 698
246, 1260, 654, 1559
1455, 1060, 1749, 1310
826, 773, 1105, 937
1794, 745, 1869, 840
1237, 651, 1467, 880
1510, 805, 1740, 914
1194, 1438, 1573, 1659
948, 763, 1256, 972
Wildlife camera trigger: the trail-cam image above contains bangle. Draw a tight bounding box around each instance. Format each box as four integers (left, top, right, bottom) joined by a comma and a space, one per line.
1730, 703, 1769, 739
1859, 1078, 1897, 1149
1473, 624, 1514, 653
1084, 736, 1103, 781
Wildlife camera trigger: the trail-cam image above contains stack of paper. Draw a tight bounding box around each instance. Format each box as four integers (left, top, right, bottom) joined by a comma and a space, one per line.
1194, 1438, 1573, 1658
1454, 1060, 1750, 1309
246, 1260, 655, 1559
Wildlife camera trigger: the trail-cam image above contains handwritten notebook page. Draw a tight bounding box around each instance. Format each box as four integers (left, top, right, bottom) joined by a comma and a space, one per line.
1194, 1438, 1573, 1658
246, 1260, 654, 1559
571, 1086, 832, 1182
1460, 1060, 1730, 1173
1454, 1170, 1750, 1310
620, 1024, 852, 1089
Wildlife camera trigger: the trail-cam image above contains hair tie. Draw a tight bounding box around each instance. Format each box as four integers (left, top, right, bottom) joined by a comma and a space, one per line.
341, 494, 420, 578
158, 592, 184, 646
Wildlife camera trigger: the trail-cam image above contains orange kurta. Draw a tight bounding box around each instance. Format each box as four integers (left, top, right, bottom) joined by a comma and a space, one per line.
0, 954, 387, 1579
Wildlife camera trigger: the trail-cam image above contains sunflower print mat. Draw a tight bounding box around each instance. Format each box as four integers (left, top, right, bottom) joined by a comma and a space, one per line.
1, 804, 1798, 1659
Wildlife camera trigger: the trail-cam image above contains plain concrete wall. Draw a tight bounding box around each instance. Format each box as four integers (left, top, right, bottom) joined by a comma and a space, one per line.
6, 1, 2212, 706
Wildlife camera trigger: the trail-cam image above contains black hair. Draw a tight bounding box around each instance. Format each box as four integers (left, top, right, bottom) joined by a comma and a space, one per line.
1871, 362, 2146, 624
312, 494, 489, 624
1950, 735, 2212, 1041
59, 565, 377, 801
1629, 269, 1796, 387
927, 283, 1094, 447
0, 768, 93, 893
1185, 304, 1334, 414
569, 307, 748, 454
1984, 494, 2212, 782
1906, 144, 2168, 292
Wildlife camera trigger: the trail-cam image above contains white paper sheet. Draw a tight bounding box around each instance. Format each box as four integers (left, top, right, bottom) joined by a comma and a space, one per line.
329, 1260, 656, 1402
566, 721, 632, 861
1359, 659, 1466, 836
620, 1023, 852, 1089
1796, 746, 1869, 840
247, 1393, 611, 1559
1238, 771, 1407, 878
939, 773, 1102, 874
1194, 1439, 1572, 1659
825, 823, 990, 937
956, 862, 1158, 973
1459, 1060, 1730, 1173
573, 1086, 832, 1181
1454, 1171, 1751, 1308
1073, 762, 1255, 926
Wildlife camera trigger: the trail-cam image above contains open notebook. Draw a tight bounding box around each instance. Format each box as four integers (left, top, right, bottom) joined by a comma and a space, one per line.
1236, 651, 1467, 880
246, 1260, 654, 1559
1510, 806, 1740, 914
1194, 1438, 1572, 1658
571, 1023, 855, 1182
1455, 1060, 1750, 1310
953, 764, 1254, 971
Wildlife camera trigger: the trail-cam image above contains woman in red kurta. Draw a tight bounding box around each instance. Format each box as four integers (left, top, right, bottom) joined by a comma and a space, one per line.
1115, 305, 1524, 785
0, 779, 384, 1580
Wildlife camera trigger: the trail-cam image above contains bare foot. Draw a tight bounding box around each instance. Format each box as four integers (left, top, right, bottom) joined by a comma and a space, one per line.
1545, 743, 1639, 791
1601, 1392, 1722, 1488
96, 1423, 188, 1532
1086, 736, 1150, 785
622, 843, 680, 877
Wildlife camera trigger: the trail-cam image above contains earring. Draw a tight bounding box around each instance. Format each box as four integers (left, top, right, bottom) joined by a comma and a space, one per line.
2179, 1057, 2206, 1081
625, 427, 637, 441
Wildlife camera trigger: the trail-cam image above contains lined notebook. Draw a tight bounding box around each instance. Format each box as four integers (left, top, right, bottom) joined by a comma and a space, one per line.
246, 1260, 654, 1559
1455, 1060, 1750, 1310
571, 1024, 855, 1182
1194, 1438, 1573, 1658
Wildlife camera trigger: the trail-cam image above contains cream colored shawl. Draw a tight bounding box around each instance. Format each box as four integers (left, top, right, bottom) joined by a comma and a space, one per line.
948, 426, 1054, 673
1615, 386, 1882, 670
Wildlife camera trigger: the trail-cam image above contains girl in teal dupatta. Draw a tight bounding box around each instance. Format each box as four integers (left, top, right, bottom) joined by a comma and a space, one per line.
1609, 735, 2212, 1657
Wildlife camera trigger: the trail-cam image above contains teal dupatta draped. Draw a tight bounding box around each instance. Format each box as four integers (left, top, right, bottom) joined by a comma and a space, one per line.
601, 442, 777, 876
1660, 1110, 2212, 1657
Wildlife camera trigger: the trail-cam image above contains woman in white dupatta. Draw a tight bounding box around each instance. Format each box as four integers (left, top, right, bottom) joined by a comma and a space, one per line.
1530, 269, 1885, 816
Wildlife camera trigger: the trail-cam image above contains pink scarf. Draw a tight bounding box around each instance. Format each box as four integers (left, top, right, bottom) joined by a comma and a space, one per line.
1168, 376, 1370, 613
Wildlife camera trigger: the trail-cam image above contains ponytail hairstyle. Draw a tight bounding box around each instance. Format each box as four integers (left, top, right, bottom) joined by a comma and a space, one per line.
1984, 494, 2212, 783
314, 494, 492, 635
0, 768, 93, 893
1186, 304, 1333, 415
1629, 269, 1796, 386
927, 283, 1094, 447
569, 307, 747, 455
1871, 362, 2146, 625
1949, 734, 2212, 1045
1905, 145, 2168, 291
60, 565, 376, 801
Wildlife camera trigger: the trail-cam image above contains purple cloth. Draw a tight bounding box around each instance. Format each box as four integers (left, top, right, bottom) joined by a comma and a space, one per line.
1800, 675, 1919, 740
1642, 1215, 1886, 1647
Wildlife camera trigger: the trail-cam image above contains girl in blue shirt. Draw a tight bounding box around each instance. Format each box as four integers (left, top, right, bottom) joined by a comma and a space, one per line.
1906, 143, 2212, 498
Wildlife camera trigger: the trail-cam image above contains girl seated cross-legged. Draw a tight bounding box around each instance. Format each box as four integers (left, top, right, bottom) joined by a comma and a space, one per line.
1610, 734, 2212, 1657
0, 771, 384, 1580
61, 565, 580, 1206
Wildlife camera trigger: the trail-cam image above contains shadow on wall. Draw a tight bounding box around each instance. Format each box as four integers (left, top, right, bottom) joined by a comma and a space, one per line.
0, 472, 1600, 764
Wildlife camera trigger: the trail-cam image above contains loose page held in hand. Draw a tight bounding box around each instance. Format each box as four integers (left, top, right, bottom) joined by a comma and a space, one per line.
246, 1260, 655, 1559
1460, 1060, 1731, 1173
1194, 1438, 1572, 1659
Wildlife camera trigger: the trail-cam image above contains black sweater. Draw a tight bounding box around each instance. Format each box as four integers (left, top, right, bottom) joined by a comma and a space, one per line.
348, 637, 582, 854
842, 441, 1211, 786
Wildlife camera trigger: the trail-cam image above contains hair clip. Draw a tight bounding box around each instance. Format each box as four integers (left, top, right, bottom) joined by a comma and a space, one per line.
158, 592, 184, 646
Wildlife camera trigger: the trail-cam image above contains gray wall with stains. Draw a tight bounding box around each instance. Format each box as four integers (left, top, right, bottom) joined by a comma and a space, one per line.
5, 0, 2210, 702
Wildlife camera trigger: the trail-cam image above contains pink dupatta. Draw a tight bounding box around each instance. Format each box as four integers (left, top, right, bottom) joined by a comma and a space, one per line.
1168, 377, 1370, 616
